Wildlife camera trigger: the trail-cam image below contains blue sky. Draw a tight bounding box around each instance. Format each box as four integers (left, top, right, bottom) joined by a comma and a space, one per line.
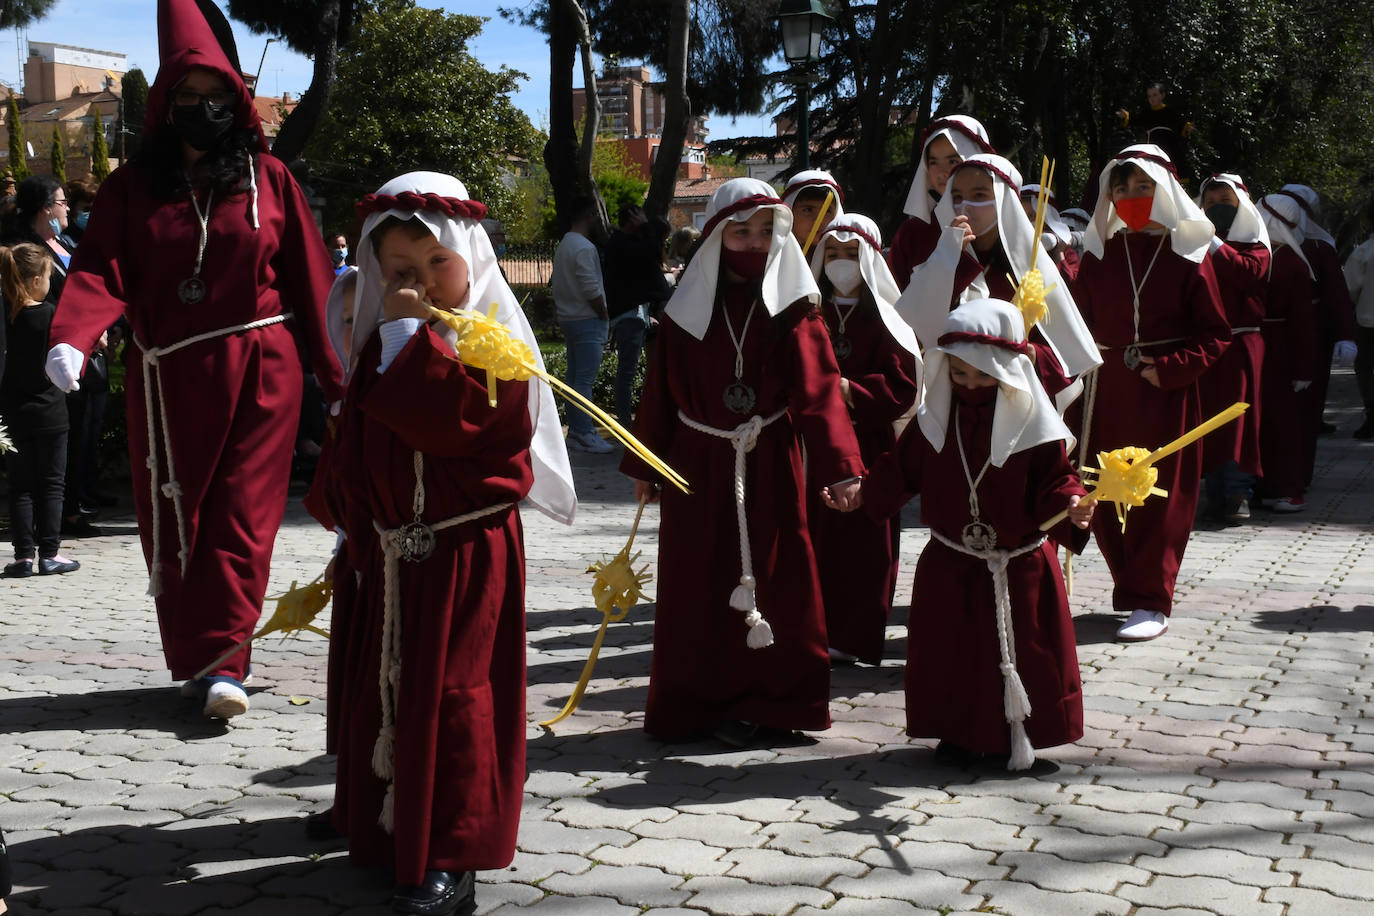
0, 0, 776, 139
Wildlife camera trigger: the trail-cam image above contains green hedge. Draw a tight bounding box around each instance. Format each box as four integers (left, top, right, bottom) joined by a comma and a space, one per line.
538, 338, 646, 426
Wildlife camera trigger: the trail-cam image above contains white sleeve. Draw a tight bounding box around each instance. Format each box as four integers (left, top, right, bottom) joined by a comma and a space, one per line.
894, 225, 967, 350
376, 318, 424, 373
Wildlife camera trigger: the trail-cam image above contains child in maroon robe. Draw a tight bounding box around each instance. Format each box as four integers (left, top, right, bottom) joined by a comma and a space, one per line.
1196, 174, 1270, 523
1257, 194, 1318, 511
782, 169, 844, 254
888, 116, 995, 294
621, 177, 863, 748
328, 172, 575, 915
805, 212, 921, 665
831, 298, 1094, 770
1073, 145, 1231, 642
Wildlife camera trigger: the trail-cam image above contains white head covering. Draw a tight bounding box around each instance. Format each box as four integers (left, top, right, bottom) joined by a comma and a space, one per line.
1060, 208, 1090, 232
902, 115, 995, 221
807, 212, 921, 361
1259, 193, 1316, 281
781, 169, 846, 215
665, 177, 819, 341
1279, 183, 1336, 247
353, 171, 577, 525
932, 154, 1102, 381
325, 266, 357, 366
1082, 144, 1214, 263
1197, 173, 1270, 248
1019, 183, 1073, 247
918, 298, 1074, 468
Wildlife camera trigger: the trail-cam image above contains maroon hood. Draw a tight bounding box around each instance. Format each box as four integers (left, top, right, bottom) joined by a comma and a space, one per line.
146, 0, 267, 152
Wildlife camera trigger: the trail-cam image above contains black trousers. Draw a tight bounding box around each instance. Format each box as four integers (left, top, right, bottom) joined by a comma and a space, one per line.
7, 426, 68, 560
1356, 325, 1374, 418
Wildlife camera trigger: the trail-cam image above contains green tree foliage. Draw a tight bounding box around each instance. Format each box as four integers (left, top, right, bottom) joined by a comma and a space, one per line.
305, 1, 542, 233
531, 137, 650, 238
8, 94, 29, 181
120, 68, 150, 160
0, 0, 57, 27
49, 125, 65, 183
90, 108, 110, 182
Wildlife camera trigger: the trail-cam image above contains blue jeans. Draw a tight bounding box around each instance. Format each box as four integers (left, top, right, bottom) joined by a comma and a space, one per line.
560, 318, 608, 437
612, 316, 647, 422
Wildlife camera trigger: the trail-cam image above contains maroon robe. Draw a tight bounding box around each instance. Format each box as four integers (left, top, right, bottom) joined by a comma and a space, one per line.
1200, 240, 1270, 476
1301, 239, 1358, 483
49, 158, 342, 681
1073, 233, 1230, 614
962, 246, 1073, 399
888, 215, 982, 293
1259, 246, 1317, 500
621, 286, 864, 739
807, 295, 919, 664
863, 393, 1087, 752
330, 327, 533, 883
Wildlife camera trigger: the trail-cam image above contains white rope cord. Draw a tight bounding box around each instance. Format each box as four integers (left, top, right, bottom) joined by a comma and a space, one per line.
134, 313, 292, 597
370, 448, 513, 832
676, 407, 787, 649
930, 529, 1048, 771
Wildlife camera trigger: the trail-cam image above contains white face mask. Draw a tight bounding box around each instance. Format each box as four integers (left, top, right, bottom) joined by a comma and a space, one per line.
823, 258, 862, 294
955, 198, 999, 237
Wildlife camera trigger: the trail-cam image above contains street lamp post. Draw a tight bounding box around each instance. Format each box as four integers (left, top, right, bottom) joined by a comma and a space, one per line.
777, 0, 831, 171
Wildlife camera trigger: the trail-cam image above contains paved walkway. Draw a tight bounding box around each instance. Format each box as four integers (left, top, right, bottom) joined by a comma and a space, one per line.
2, 370, 1372, 916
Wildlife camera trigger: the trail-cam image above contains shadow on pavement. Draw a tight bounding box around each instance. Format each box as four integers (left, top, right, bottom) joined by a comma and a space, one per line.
1251, 604, 1374, 633
0, 687, 230, 740
1071, 612, 1123, 645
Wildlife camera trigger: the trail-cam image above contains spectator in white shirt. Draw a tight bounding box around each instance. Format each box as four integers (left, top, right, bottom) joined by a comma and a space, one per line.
552, 196, 613, 452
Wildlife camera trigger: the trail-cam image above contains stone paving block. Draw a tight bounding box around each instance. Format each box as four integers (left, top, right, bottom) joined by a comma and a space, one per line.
676, 793, 803, 824
1278, 857, 1374, 899
1020, 823, 1167, 863
103, 876, 257, 916
1283, 829, 1374, 869
997, 849, 1149, 893
763, 820, 885, 859
793, 901, 941, 916
1115, 875, 1284, 916
858, 839, 1005, 882
474, 881, 545, 914
546, 796, 669, 829
828, 866, 983, 911
516, 816, 633, 855
13, 868, 121, 911
1263, 884, 1374, 916
1133, 846, 1293, 888
489, 894, 641, 915
913, 794, 1052, 826
1041, 802, 1181, 838
679, 874, 832, 915
591, 837, 731, 876
722, 846, 868, 886
634, 812, 766, 848
540, 863, 690, 908
971, 879, 1130, 916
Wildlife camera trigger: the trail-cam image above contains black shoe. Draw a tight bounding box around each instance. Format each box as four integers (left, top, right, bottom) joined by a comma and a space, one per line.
60, 517, 101, 537
38, 556, 80, 575
711, 719, 760, 748
393, 870, 475, 916
1355, 420, 1374, 440
933, 740, 982, 767
304, 807, 341, 841
1320, 421, 1337, 435
77, 502, 100, 518
3, 559, 34, 578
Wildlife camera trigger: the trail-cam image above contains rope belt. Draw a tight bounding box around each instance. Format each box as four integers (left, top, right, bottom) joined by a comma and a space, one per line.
1232, 326, 1261, 334
370, 449, 512, 833
676, 407, 787, 649
930, 528, 1048, 771
134, 313, 292, 597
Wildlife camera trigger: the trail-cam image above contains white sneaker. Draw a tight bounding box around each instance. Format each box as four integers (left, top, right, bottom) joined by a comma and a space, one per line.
1271, 496, 1306, 513
570, 430, 615, 454
1116, 609, 1168, 642
203, 681, 250, 719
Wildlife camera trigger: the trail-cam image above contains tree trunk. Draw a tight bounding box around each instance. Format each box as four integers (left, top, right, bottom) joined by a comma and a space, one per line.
270, 0, 340, 164
568, 0, 610, 241
545, 0, 581, 233
645, 0, 691, 221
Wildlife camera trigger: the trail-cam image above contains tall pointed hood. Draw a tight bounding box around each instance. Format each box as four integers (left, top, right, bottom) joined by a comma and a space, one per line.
149, 0, 266, 151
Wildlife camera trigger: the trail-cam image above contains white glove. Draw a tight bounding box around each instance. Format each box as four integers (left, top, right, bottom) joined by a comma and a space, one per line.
45, 343, 84, 392
1334, 340, 1358, 365
1293, 380, 1313, 393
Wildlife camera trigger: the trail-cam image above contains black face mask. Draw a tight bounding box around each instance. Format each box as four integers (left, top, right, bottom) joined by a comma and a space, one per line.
170, 100, 235, 151
1205, 203, 1239, 237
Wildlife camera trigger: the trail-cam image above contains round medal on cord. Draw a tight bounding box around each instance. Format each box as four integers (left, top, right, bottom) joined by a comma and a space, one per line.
181, 185, 215, 305
954, 402, 998, 551
962, 519, 998, 551
1123, 343, 1143, 370
722, 299, 760, 415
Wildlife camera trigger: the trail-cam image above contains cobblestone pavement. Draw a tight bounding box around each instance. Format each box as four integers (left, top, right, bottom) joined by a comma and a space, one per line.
3, 371, 1372, 916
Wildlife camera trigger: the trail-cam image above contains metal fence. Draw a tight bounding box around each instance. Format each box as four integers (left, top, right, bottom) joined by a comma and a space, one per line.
499, 241, 557, 287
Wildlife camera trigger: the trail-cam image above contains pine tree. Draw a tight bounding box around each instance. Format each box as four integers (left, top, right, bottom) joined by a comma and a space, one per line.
50, 125, 66, 183
8, 94, 29, 181
90, 107, 110, 182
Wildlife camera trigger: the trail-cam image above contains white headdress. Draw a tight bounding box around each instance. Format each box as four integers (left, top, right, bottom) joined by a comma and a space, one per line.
807, 211, 921, 362
1259, 194, 1316, 281
1082, 144, 1214, 263
1060, 208, 1090, 232
1197, 173, 1270, 249
664, 177, 819, 341
1019, 183, 1073, 247
919, 298, 1074, 468
781, 169, 846, 215
932, 154, 1101, 381
902, 115, 995, 221
325, 266, 357, 367
1279, 183, 1336, 247
353, 171, 577, 525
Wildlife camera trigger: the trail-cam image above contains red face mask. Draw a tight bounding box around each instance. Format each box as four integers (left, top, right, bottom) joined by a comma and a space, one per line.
952, 380, 999, 406
721, 247, 769, 281
1114, 195, 1155, 232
